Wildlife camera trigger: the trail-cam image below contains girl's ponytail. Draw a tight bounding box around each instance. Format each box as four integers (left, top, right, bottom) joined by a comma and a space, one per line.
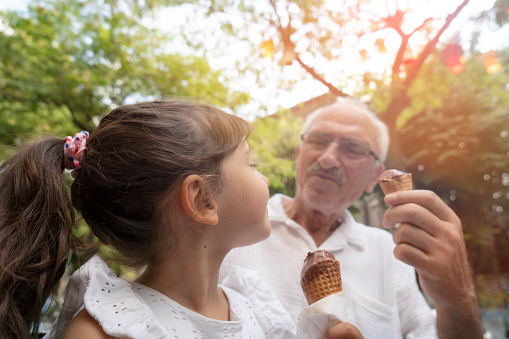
0, 137, 77, 339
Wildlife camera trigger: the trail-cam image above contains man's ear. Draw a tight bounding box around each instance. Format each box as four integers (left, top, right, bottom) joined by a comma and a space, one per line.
366, 162, 385, 193
179, 175, 218, 225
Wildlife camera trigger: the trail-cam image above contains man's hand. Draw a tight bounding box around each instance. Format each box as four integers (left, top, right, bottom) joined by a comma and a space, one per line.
323, 322, 365, 339
383, 190, 482, 339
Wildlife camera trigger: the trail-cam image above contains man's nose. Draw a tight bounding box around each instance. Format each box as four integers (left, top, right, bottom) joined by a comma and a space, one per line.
317, 142, 341, 169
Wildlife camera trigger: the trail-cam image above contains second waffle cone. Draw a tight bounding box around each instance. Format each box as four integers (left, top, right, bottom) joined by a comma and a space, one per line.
301, 250, 342, 304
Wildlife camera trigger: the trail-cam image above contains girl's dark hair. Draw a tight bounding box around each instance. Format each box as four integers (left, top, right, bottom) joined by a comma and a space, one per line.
0, 138, 77, 338
72, 100, 252, 267
0, 100, 250, 338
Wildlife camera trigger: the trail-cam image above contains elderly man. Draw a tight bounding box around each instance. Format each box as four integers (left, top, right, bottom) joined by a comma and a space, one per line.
220, 98, 482, 338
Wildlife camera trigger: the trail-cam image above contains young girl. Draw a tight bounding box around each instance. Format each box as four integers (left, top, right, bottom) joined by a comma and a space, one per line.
0, 100, 296, 338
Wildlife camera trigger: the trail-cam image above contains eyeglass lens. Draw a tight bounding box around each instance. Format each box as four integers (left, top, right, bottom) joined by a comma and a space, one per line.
303, 133, 372, 159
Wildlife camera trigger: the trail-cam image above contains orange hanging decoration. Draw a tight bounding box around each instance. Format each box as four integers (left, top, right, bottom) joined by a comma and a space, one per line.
375, 39, 387, 54
441, 44, 465, 75
481, 51, 501, 74
261, 39, 274, 59
359, 49, 368, 62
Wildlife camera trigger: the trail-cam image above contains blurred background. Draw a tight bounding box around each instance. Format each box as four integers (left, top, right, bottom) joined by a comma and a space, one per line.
1, 0, 508, 337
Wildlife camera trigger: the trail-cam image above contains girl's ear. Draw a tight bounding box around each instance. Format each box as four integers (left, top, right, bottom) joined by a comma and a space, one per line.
179, 175, 219, 225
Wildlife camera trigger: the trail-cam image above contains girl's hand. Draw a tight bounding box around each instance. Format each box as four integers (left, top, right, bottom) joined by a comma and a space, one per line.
323, 322, 365, 339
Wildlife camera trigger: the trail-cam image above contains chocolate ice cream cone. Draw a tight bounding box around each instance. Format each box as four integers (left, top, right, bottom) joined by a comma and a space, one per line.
378, 169, 413, 194
301, 250, 342, 305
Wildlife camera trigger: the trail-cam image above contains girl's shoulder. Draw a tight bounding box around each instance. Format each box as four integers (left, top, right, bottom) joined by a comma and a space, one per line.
61, 308, 129, 339
44, 256, 168, 339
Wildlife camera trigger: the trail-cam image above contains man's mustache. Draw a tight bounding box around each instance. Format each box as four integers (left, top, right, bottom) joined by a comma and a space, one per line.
306, 163, 346, 184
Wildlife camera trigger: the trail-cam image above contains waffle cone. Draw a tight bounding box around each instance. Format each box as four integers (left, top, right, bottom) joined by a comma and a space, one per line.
379, 177, 412, 194
301, 259, 342, 304
378, 170, 413, 195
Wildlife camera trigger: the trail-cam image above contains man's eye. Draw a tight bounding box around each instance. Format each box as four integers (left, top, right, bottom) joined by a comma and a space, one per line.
344, 144, 366, 156
308, 137, 328, 148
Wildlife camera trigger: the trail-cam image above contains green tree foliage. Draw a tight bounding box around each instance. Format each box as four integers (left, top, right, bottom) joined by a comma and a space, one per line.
255, 0, 480, 169
0, 0, 249, 148
494, 0, 509, 25
250, 109, 303, 197
394, 49, 509, 279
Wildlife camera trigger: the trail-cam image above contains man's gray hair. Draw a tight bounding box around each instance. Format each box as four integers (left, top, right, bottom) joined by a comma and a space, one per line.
302, 97, 389, 163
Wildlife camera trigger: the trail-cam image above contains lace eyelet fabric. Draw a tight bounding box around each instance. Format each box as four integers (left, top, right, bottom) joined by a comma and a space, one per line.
43, 256, 296, 339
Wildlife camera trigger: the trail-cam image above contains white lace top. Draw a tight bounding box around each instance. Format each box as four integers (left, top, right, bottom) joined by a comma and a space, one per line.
44, 255, 296, 339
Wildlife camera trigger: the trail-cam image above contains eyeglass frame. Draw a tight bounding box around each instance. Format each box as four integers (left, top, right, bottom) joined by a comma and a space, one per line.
300, 132, 380, 161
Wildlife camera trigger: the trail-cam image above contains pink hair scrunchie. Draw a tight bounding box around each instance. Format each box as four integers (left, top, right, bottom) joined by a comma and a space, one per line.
64, 131, 89, 179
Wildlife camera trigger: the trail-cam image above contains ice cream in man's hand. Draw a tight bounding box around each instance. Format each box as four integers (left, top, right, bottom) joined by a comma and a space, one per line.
300, 250, 342, 305
378, 169, 413, 195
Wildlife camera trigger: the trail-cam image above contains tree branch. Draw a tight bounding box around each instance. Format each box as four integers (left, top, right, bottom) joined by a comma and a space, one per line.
268, 0, 346, 98
410, 17, 434, 36
392, 16, 435, 79
403, 0, 470, 87
294, 54, 348, 98
392, 34, 410, 82
269, 0, 283, 29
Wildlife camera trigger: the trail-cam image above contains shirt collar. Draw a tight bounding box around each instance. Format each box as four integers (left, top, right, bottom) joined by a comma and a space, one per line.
269, 194, 367, 252
322, 209, 366, 252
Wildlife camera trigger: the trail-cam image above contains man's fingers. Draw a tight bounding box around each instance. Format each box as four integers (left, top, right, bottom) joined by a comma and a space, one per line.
392, 241, 430, 270
384, 190, 459, 224
392, 222, 436, 255
392, 223, 465, 282
382, 202, 441, 236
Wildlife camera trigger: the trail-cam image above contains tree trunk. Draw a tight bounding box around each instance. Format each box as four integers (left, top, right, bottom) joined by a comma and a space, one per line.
381, 88, 411, 170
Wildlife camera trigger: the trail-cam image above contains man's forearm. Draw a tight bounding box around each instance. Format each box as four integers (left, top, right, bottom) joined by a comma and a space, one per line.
435, 291, 483, 339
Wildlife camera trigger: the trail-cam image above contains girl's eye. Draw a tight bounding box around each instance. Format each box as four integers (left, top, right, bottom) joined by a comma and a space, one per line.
250, 163, 259, 168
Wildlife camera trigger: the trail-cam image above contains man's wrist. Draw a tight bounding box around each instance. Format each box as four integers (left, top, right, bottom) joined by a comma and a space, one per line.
435, 291, 482, 339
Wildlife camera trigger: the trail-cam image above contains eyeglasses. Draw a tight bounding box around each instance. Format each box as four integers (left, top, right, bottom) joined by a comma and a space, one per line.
301, 133, 379, 161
